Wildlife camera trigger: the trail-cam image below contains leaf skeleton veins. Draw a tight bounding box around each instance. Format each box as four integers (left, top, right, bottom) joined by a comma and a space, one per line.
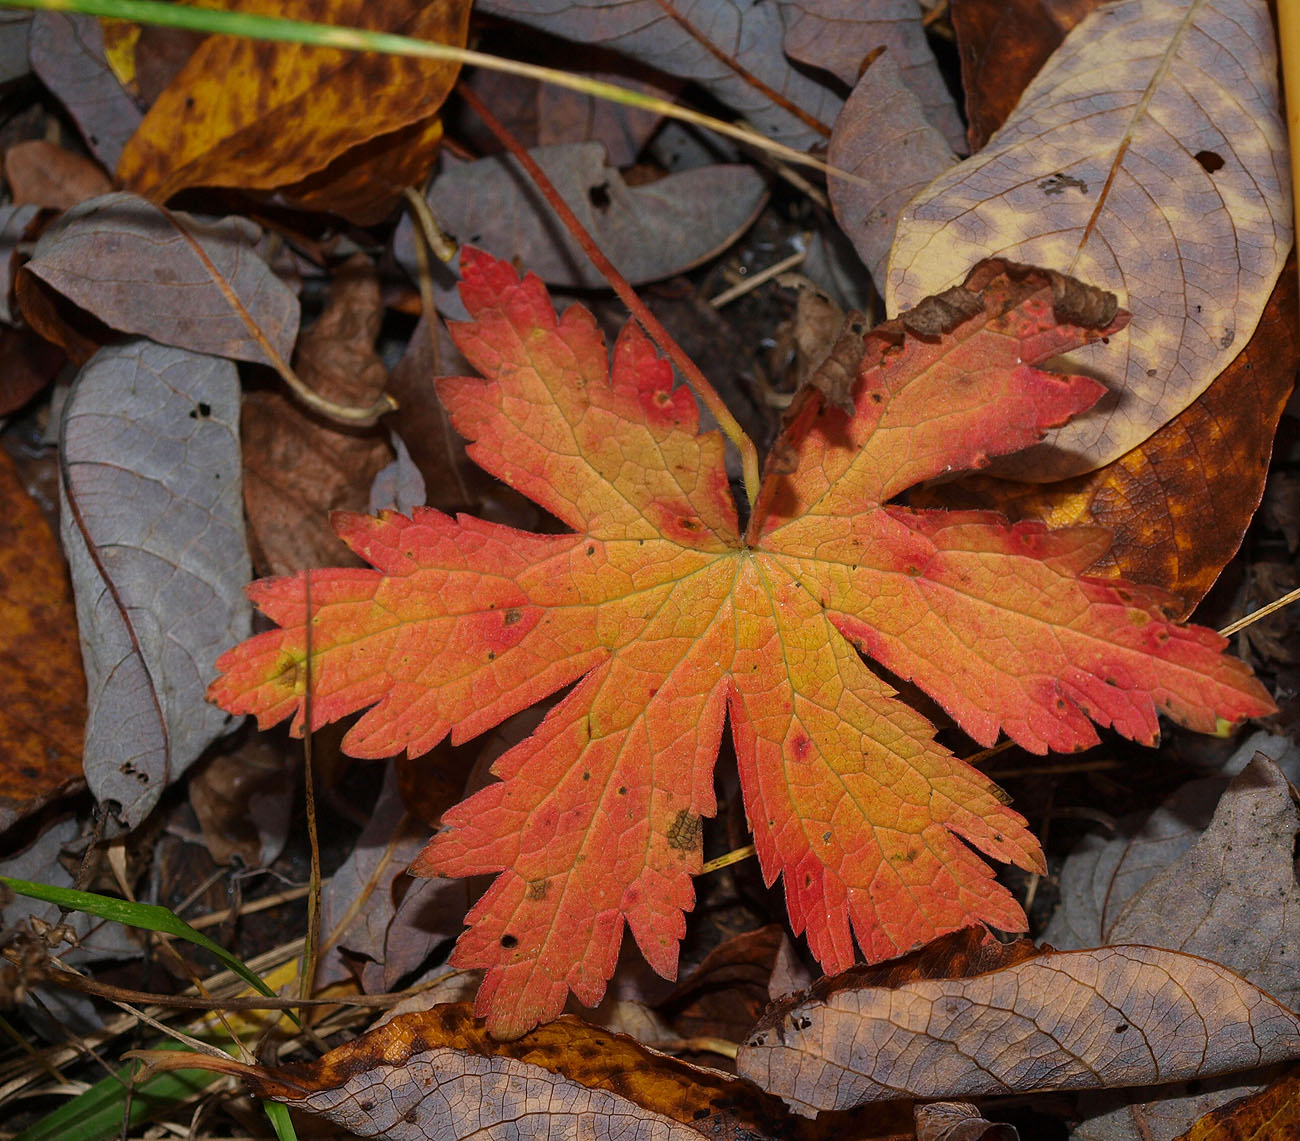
210, 249, 1272, 1038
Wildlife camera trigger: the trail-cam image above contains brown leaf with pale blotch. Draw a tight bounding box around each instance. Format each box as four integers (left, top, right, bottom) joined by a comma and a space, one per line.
116, 0, 470, 223
913, 252, 1300, 616
737, 928, 1300, 1116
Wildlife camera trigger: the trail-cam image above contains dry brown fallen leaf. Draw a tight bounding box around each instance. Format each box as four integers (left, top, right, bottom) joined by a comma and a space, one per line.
2, 139, 112, 208
140, 1004, 915, 1141
912, 251, 1299, 616
241, 253, 394, 575
0, 448, 86, 832
950, 0, 1102, 151
736, 927, 1300, 1116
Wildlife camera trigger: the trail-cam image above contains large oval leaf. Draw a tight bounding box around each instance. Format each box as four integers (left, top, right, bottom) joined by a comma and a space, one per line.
887, 0, 1290, 480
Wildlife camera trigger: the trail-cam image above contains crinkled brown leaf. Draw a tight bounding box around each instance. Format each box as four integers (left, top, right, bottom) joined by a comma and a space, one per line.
889, 0, 1291, 480
116, 0, 471, 222
0, 448, 86, 834
915, 1102, 1018, 1141
912, 252, 1300, 616
737, 928, 1300, 1116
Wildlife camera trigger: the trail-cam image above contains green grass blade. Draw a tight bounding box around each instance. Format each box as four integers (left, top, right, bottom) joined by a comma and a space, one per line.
0, 0, 846, 180
13, 1044, 218, 1141
1, 876, 276, 1000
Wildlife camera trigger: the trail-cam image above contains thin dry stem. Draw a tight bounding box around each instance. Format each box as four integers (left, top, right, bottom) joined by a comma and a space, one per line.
456, 81, 763, 506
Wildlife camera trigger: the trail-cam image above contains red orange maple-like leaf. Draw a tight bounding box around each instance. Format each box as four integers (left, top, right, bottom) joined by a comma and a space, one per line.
210, 250, 1273, 1037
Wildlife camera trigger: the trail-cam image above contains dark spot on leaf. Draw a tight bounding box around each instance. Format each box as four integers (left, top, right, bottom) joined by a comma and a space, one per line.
527, 879, 549, 900
618, 786, 627, 795
1114, 1023, 1129, 1033
500, 934, 518, 948
588, 182, 612, 211
587, 545, 595, 556
678, 517, 700, 531
1194, 150, 1225, 172
583, 771, 590, 781
487, 651, 496, 661
870, 392, 882, 403
667, 809, 701, 851
504, 607, 522, 625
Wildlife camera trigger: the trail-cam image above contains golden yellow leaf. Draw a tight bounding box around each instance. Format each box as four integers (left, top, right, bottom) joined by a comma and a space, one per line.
116, 0, 470, 221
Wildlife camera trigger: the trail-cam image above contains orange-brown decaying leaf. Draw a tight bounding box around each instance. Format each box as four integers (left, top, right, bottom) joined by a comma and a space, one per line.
210, 250, 1272, 1037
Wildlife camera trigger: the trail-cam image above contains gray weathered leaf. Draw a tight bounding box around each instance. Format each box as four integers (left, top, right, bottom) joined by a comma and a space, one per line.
827, 53, 956, 288
24, 191, 298, 366
887, 0, 1290, 480
0, 12, 31, 86
60, 339, 251, 830
780, 0, 965, 152
1045, 734, 1300, 1141
738, 939, 1300, 1116
316, 762, 465, 992
405, 143, 766, 289
29, 13, 143, 171
476, 0, 839, 149
0, 205, 41, 325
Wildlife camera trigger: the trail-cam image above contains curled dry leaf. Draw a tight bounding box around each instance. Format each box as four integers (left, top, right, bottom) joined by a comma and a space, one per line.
888, 0, 1291, 480
0, 449, 86, 833
737, 928, 1300, 1116
476, 0, 841, 148
180, 1003, 912, 1141
409, 142, 768, 289
211, 250, 1271, 1037
116, 0, 471, 223
315, 762, 467, 993
914, 1101, 1018, 1141
61, 339, 251, 830
18, 192, 299, 367
913, 252, 1300, 616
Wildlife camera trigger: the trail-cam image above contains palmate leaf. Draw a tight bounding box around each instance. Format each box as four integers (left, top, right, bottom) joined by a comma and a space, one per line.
210, 249, 1273, 1037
